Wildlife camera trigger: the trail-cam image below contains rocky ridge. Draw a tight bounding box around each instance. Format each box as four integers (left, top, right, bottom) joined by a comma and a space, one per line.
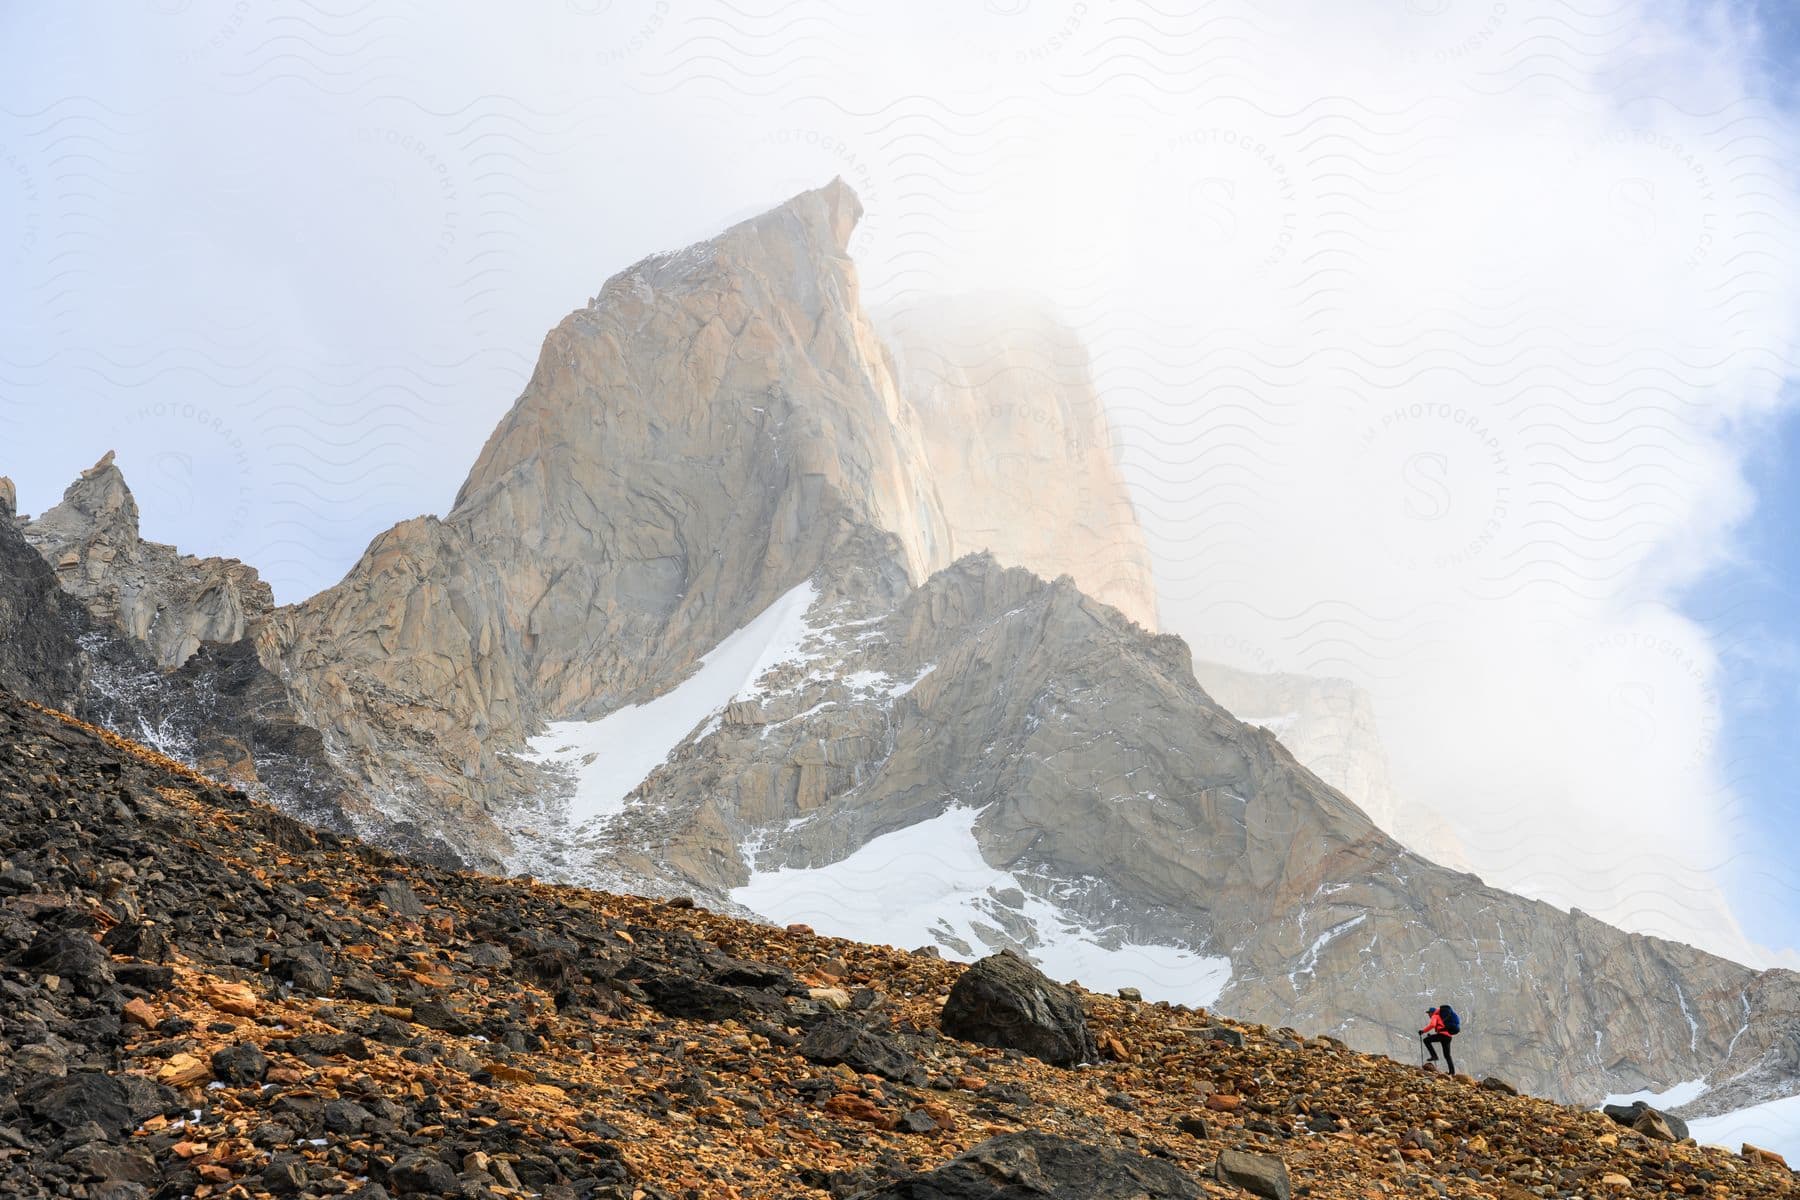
17, 452, 273, 670
1, 688, 1796, 1199
529, 547, 1800, 1113
1186, 661, 1469, 871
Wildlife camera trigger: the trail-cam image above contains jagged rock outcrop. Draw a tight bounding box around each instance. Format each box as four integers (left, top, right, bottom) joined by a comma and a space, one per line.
18, 452, 273, 669
1187, 661, 1469, 870
0, 503, 376, 853
878, 296, 1158, 631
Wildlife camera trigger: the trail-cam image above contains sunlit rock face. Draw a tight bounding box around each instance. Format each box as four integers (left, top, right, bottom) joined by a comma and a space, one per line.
878, 295, 1159, 632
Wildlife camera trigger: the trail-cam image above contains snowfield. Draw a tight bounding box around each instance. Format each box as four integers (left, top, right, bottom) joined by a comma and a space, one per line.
1600, 1079, 1709, 1109
1689, 1094, 1800, 1162
731, 804, 1233, 1006
523, 582, 820, 826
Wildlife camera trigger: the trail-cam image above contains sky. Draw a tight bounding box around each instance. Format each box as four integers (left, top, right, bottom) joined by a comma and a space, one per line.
2, 0, 1798, 966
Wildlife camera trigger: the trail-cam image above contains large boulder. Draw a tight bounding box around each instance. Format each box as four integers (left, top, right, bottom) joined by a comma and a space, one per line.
799, 1016, 926, 1085
856, 1132, 1201, 1198
1214, 1148, 1291, 1200
1601, 1100, 1689, 1142
940, 951, 1098, 1067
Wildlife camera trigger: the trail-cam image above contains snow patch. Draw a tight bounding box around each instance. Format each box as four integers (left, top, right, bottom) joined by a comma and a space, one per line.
1601, 1079, 1709, 1109
1241, 712, 1300, 736
731, 805, 1232, 1005
524, 582, 819, 826
1689, 1092, 1800, 1162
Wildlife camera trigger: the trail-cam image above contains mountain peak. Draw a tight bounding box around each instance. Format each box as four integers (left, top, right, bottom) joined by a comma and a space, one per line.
732, 176, 863, 253
41, 450, 139, 541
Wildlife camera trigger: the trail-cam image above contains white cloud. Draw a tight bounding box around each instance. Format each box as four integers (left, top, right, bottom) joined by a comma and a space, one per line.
2, 0, 1794, 960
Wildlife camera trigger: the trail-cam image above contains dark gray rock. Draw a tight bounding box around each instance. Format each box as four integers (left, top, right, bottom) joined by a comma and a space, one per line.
388, 1152, 461, 1195
21, 1072, 134, 1135
1175, 1115, 1210, 1139
324, 1099, 376, 1134
1214, 1148, 1291, 1200
1602, 1100, 1689, 1142
939, 952, 1097, 1067
376, 879, 425, 917
798, 1016, 926, 1085
211, 1041, 269, 1084
854, 1132, 1201, 1198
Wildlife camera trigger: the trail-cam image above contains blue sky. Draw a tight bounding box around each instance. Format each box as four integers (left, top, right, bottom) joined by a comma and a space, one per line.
1677, 1, 1800, 956
1688, 393, 1800, 954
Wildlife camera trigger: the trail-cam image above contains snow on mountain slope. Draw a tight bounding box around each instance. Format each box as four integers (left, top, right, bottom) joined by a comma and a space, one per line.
731, 803, 1234, 1004
522, 582, 820, 827
1690, 1094, 1800, 1160
1602, 1079, 1710, 1109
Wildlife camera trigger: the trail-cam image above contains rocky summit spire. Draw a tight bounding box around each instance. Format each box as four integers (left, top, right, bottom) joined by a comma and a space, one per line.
17, 453, 271, 670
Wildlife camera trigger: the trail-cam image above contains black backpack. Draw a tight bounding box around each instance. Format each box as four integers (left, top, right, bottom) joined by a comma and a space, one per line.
1438, 1004, 1461, 1034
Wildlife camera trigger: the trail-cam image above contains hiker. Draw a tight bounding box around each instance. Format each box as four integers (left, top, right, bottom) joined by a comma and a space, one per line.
1420, 1003, 1459, 1074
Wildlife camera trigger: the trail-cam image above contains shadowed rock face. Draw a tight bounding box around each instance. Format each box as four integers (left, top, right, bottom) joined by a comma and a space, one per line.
18, 451, 273, 670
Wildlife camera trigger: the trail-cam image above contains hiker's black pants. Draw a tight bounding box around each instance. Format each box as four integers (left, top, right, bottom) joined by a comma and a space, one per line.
1423, 1033, 1455, 1074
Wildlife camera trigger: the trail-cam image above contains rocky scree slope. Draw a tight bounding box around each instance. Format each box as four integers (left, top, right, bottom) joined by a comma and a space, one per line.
1, 689, 1796, 1200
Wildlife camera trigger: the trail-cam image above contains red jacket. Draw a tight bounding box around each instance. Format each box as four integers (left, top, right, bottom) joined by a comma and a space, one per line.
1421, 1011, 1451, 1037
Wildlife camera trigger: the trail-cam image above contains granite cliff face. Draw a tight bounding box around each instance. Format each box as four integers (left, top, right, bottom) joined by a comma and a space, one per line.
877, 297, 1159, 631
6, 181, 1796, 1120
258, 181, 1161, 866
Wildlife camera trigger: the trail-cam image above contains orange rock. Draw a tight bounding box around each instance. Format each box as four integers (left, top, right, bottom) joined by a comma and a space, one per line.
204, 981, 259, 1017
919, 1102, 957, 1133
195, 1164, 233, 1183
1204, 1093, 1242, 1112
157, 1053, 213, 1089
1101, 1035, 1131, 1062
1744, 1143, 1789, 1169
786, 924, 814, 936
956, 1076, 987, 1091
485, 1061, 536, 1084
824, 1094, 886, 1125
172, 1140, 210, 1159
122, 997, 158, 1029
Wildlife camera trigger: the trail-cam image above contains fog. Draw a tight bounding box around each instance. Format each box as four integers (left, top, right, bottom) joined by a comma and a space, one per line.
2, 0, 1795, 962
